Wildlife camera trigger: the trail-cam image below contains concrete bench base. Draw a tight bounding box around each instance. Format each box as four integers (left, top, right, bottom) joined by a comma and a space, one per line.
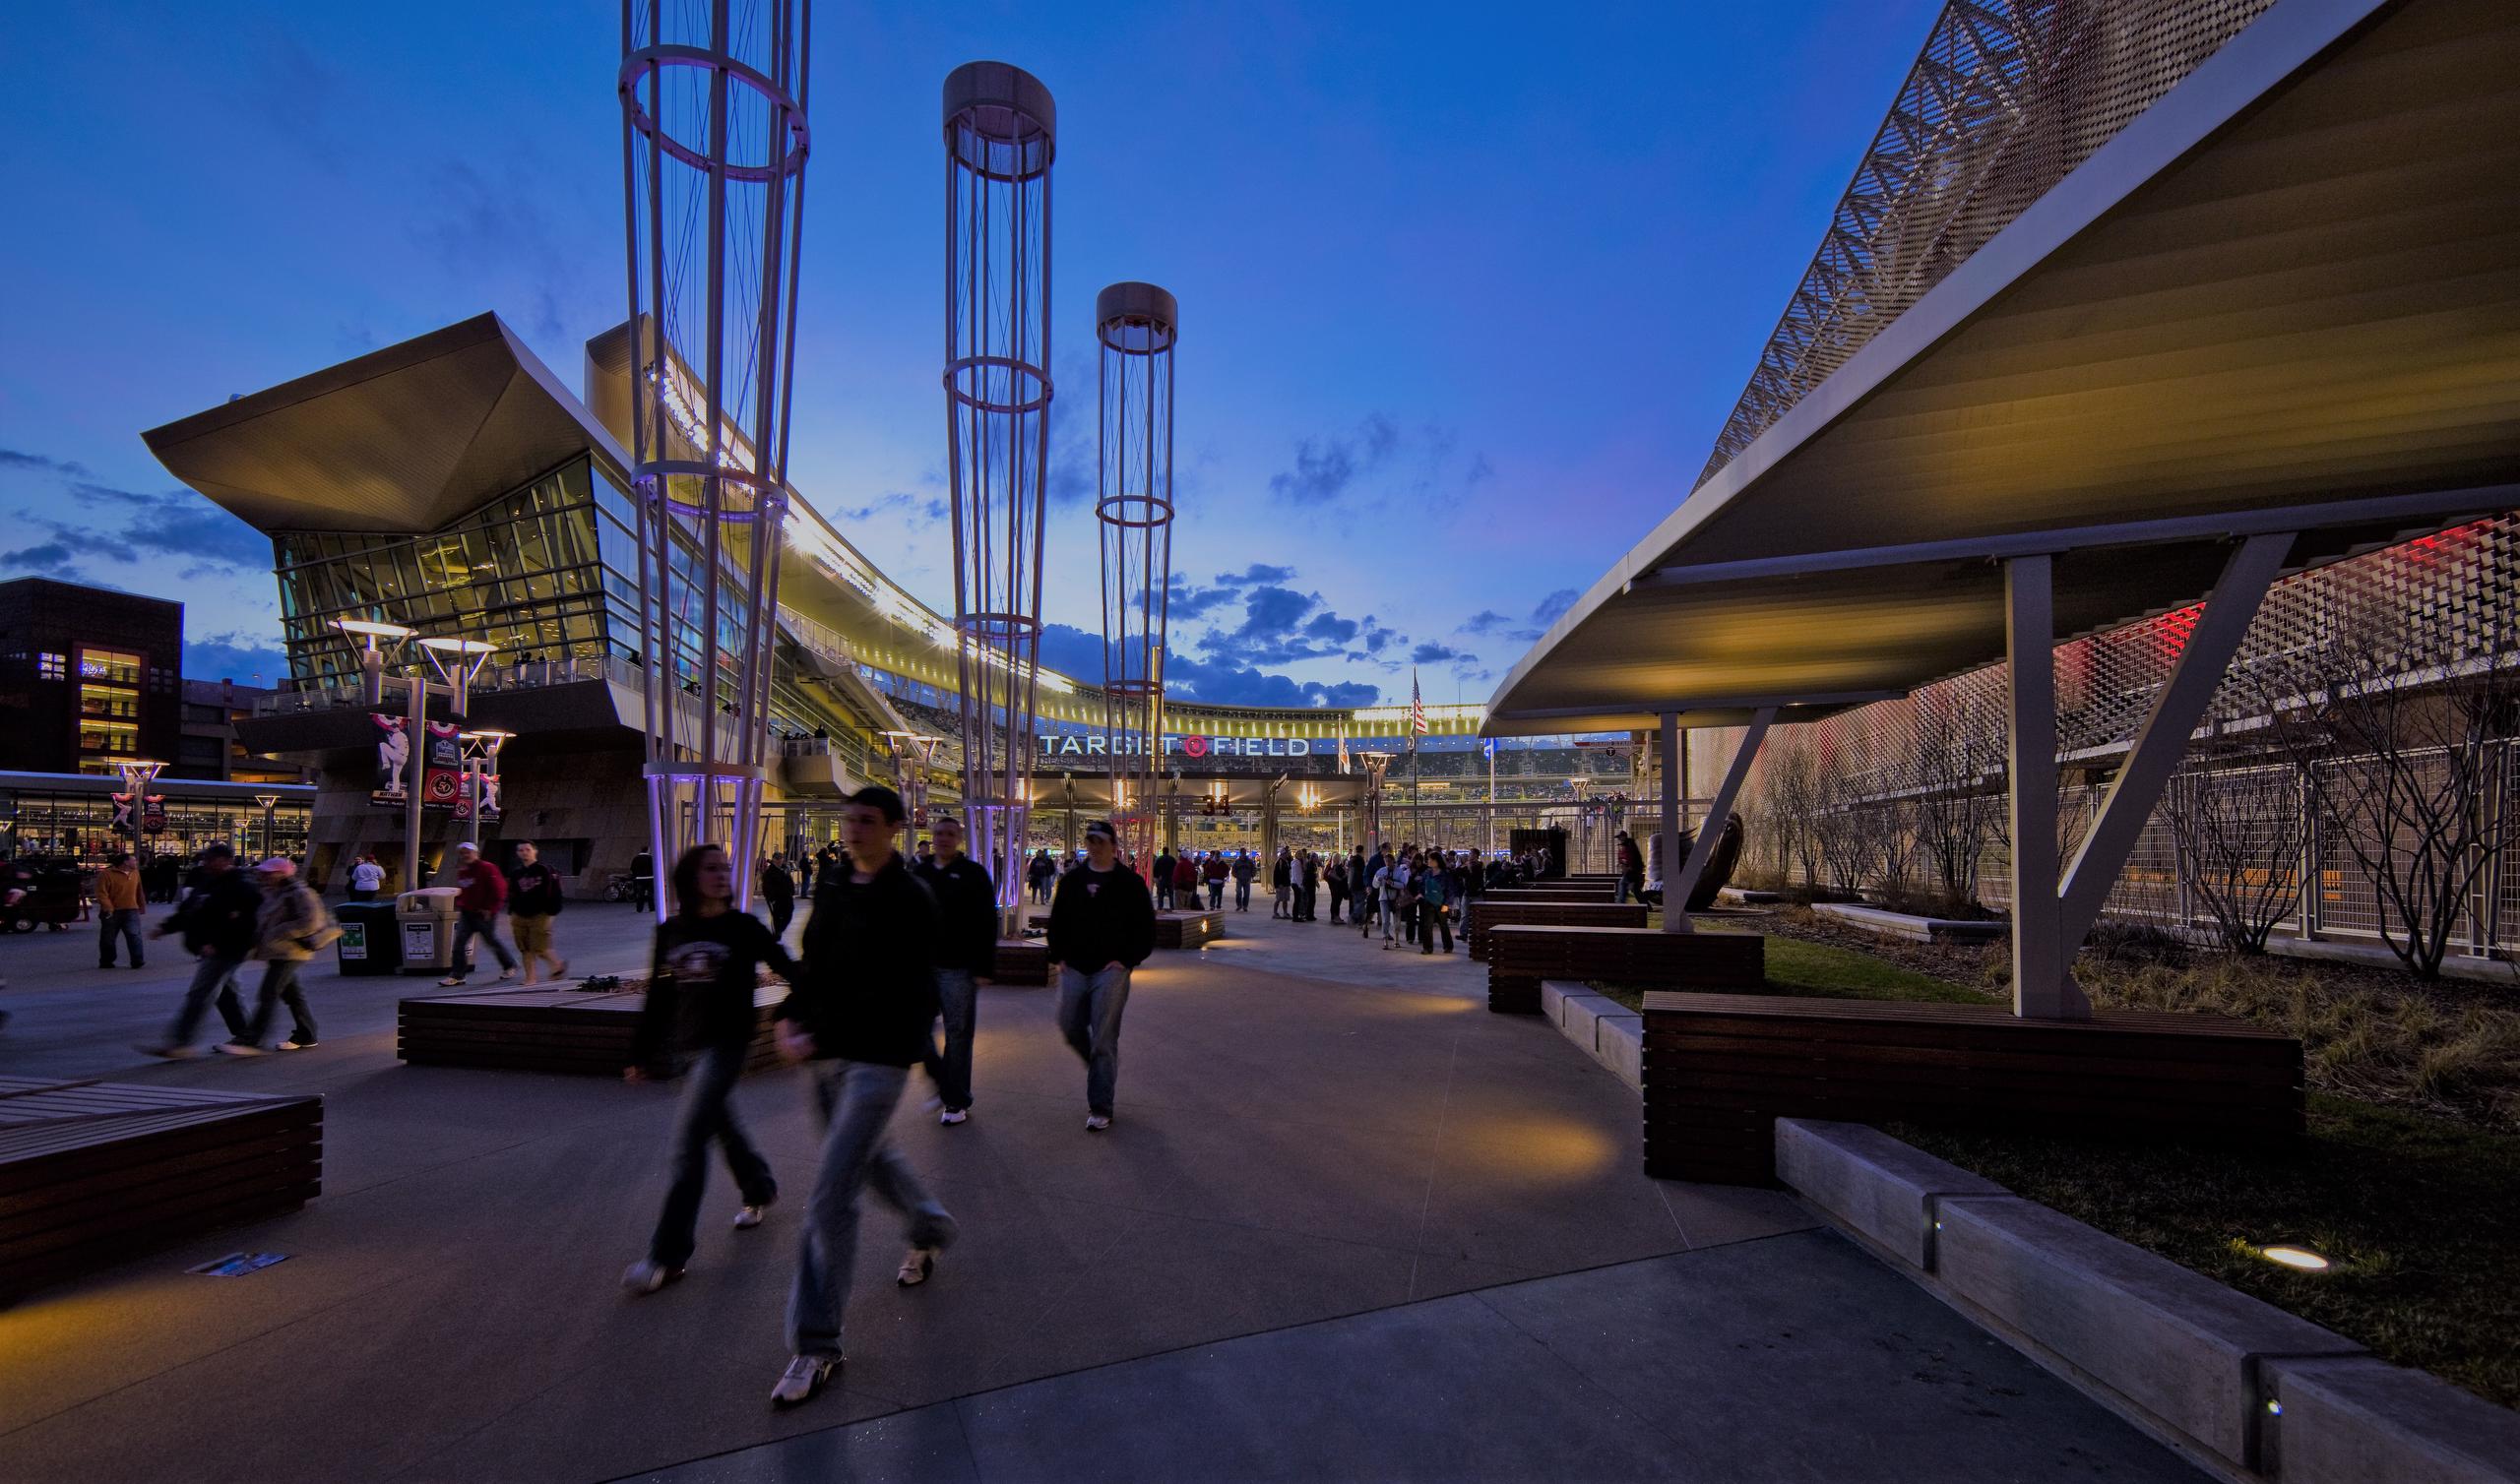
1813, 901, 2007, 945
1153, 910, 1225, 950
1777, 1118, 2520, 1484
398, 986, 781, 1075
1540, 980, 1643, 1090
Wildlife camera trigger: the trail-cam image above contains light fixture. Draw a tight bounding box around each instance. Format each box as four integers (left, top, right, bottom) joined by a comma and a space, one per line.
336, 619, 417, 642
417, 637, 499, 656
2259, 1245, 2329, 1271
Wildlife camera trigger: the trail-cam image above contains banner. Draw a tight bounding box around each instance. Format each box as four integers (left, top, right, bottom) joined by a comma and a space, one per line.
370, 713, 412, 805
421, 721, 463, 809
110, 792, 135, 835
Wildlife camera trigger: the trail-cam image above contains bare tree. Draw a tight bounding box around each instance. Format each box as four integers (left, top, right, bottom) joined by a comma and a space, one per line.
2292, 598, 2516, 978
1756, 730, 1825, 888
2158, 648, 2326, 952
1909, 682, 2002, 909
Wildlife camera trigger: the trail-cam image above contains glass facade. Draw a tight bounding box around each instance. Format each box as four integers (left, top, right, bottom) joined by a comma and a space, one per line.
0, 786, 311, 867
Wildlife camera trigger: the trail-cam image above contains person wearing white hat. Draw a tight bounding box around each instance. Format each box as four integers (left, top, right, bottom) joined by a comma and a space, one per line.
222, 856, 335, 1054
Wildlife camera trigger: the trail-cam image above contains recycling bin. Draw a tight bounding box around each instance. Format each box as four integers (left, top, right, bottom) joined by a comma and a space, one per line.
395, 888, 462, 975
334, 901, 403, 976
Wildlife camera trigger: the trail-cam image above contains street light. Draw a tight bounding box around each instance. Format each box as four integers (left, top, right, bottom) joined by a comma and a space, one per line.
458, 730, 514, 835
334, 620, 496, 893
253, 793, 281, 861
115, 760, 165, 861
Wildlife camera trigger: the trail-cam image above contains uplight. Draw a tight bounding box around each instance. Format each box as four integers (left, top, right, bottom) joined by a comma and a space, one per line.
2260, 1246, 2329, 1271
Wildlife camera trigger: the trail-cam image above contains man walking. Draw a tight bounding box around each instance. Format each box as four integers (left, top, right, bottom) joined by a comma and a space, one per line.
1418, 857, 1455, 955
762, 853, 796, 943
509, 841, 568, 984
1045, 820, 1155, 1131
439, 842, 517, 986
226, 857, 330, 1054
96, 850, 146, 968
1230, 849, 1255, 911
914, 816, 995, 1127
631, 847, 656, 913
772, 785, 957, 1408
1151, 845, 1175, 910
139, 842, 258, 1058
1203, 850, 1228, 909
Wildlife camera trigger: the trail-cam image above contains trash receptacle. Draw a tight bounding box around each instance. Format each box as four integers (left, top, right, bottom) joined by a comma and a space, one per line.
396, 888, 462, 975
335, 901, 402, 975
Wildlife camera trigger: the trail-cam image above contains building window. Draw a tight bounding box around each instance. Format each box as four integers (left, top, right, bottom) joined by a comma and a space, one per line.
36, 651, 66, 681
78, 649, 144, 686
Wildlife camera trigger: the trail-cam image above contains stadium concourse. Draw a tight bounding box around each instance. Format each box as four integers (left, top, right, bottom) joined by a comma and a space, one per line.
0, 895, 2198, 1483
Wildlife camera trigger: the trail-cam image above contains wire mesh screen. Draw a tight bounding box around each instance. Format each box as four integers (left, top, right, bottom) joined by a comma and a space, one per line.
1698, 0, 2279, 484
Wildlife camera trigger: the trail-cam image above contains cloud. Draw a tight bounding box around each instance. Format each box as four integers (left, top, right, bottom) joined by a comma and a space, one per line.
54, 483, 272, 573
1466, 453, 1495, 486
1459, 610, 1511, 636
1531, 587, 1580, 624
0, 450, 90, 477
1266, 414, 1398, 505
184, 632, 290, 685
1214, 563, 1295, 587
1301, 610, 1358, 645
0, 541, 80, 577
1164, 575, 1242, 622
1410, 642, 1463, 665
1035, 622, 1111, 684
833, 490, 949, 526
1034, 621, 1378, 709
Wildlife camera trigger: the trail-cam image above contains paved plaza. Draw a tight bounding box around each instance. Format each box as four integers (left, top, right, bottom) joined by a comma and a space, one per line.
1, 899, 2197, 1482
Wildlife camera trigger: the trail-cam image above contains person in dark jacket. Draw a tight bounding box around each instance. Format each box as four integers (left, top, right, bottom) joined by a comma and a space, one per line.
770, 785, 958, 1409
139, 842, 260, 1057
622, 843, 796, 1296
1044, 819, 1156, 1131
913, 816, 995, 1125
761, 854, 796, 942
1150, 847, 1175, 910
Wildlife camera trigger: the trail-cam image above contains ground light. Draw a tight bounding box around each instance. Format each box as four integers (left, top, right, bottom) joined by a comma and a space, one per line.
2259, 1245, 2330, 1271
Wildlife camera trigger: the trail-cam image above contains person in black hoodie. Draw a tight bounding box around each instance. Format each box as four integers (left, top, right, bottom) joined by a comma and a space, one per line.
913, 816, 995, 1126
770, 785, 958, 1409
760, 853, 796, 943
621, 843, 795, 1295
138, 843, 261, 1058
1044, 819, 1156, 1132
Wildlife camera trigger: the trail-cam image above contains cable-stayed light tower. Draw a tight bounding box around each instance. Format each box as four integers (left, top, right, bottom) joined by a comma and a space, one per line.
1095, 282, 1177, 876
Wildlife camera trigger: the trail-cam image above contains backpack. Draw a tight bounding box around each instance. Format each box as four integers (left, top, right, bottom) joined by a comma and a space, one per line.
295, 891, 344, 952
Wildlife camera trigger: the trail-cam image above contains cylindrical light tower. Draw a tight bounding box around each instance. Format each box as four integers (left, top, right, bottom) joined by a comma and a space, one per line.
619, 0, 811, 917
1095, 282, 1177, 880
943, 61, 1054, 924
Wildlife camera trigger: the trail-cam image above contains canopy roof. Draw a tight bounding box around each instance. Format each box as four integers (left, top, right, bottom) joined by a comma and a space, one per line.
1485, 0, 2520, 735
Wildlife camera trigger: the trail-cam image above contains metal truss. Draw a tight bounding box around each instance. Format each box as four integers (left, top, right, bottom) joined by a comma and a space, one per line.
1095, 282, 1178, 876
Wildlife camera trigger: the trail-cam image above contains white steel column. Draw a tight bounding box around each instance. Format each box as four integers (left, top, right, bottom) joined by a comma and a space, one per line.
2056, 533, 2292, 948
1669, 708, 1774, 932
1657, 711, 1680, 930
2004, 554, 2079, 1018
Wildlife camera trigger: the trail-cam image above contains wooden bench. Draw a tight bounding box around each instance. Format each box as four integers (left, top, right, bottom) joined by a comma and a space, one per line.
1, 1077, 323, 1302
1154, 909, 1226, 950
1485, 925, 1763, 1015
993, 938, 1049, 985
397, 985, 783, 1075
1640, 993, 2303, 1186
1466, 900, 1649, 961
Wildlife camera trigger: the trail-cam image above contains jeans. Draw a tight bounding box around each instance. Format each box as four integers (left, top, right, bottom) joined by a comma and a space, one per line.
1421, 904, 1454, 954
98, 908, 144, 967
1157, 880, 1173, 909
788, 1061, 955, 1361
1378, 896, 1398, 942
1055, 963, 1132, 1115
1233, 879, 1251, 910
166, 953, 249, 1047
651, 1043, 775, 1268
929, 967, 977, 1111
241, 958, 318, 1046
1207, 880, 1225, 910
1618, 875, 1643, 904
452, 908, 516, 975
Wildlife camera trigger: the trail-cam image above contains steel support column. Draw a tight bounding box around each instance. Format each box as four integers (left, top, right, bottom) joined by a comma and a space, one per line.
1657, 711, 1679, 927
1668, 708, 1774, 932
2004, 554, 2076, 1018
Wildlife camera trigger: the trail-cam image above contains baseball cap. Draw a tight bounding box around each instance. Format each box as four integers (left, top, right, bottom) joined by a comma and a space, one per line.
457, 841, 479, 852
257, 857, 296, 877
1084, 820, 1116, 841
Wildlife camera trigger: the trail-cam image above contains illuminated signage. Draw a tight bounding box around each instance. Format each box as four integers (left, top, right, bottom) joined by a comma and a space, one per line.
1040, 733, 1320, 759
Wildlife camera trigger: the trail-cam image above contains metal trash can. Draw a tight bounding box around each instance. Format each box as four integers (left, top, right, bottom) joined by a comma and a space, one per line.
334, 901, 402, 975
395, 888, 462, 975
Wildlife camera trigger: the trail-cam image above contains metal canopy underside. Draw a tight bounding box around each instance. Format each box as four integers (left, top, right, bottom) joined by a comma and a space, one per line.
1485, 0, 2520, 736
143, 314, 627, 535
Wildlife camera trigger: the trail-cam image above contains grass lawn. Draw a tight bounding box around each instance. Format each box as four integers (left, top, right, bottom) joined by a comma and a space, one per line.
1895, 1097, 2520, 1409
1593, 930, 1997, 1012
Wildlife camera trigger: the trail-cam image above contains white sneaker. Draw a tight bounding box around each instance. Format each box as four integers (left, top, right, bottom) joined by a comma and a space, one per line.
897, 1247, 938, 1286
732, 1203, 770, 1230
216, 1040, 265, 1057
437, 975, 467, 987
939, 1107, 968, 1126
771, 1354, 837, 1407
1085, 1113, 1112, 1132
621, 1259, 682, 1294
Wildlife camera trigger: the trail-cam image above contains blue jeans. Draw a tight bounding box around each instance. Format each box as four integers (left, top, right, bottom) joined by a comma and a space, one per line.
1055, 964, 1132, 1116
788, 1061, 955, 1361
930, 968, 977, 1111
241, 958, 317, 1046
166, 953, 249, 1047
98, 908, 144, 967
1233, 879, 1251, 910
651, 1043, 775, 1268
452, 908, 516, 975
1206, 881, 1225, 909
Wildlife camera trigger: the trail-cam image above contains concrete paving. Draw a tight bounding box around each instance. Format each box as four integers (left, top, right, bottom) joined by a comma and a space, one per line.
0, 891, 2201, 1483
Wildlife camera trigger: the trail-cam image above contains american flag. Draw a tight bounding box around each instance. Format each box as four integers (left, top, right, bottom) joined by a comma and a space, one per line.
1410, 669, 1426, 750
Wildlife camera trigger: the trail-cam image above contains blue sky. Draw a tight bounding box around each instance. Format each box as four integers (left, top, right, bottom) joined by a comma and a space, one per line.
0, 0, 1933, 704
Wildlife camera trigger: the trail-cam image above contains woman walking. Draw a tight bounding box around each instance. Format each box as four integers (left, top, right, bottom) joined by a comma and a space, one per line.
622, 843, 795, 1294
223, 858, 331, 1054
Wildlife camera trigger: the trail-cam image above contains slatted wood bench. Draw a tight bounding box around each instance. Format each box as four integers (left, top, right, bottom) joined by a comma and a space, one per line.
1, 1077, 323, 1302
1466, 901, 1649, 961
1485, 925, 1763, 1015
1154, 909, 1226, 950
993, 938, 1049, 985
398, 985, 784, 1075
1640, 993, 2303, 1186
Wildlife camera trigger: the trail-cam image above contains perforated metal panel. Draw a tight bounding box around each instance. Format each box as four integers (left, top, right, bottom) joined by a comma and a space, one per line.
1699, 0, 2279, 486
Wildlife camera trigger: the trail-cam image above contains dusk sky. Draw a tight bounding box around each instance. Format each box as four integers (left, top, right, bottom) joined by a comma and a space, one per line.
2, 0, 1933, 707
